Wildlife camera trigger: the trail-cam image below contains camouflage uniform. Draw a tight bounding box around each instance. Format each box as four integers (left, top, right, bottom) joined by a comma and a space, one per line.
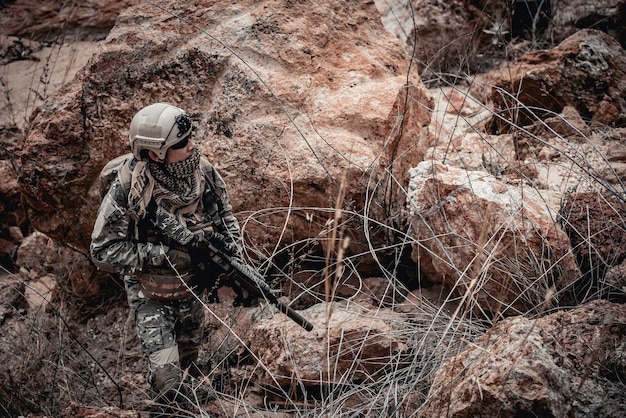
90, 152, 241, 403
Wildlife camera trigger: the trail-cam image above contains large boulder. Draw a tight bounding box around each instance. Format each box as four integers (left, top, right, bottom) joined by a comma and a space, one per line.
418, 300, 626, 417
18, 0, 431, 258
405, 160, 581, 317
248, 302, 408, 387
487, 29, 626, 132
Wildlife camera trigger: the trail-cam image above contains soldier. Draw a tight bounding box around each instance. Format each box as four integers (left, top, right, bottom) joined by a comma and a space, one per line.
90, 103, 242, 411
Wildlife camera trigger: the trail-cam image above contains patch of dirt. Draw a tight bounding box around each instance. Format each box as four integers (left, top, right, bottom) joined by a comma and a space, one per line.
0, 36, 101, 129
0, 265, 283, 417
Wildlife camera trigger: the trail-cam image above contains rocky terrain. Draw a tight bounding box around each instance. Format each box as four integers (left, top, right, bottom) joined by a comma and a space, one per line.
0, 1, 625, 417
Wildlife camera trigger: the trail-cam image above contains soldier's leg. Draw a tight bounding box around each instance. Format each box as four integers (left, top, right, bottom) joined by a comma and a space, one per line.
177, 297, 205, 374
124, 276, 188, 409
176, 297, 217, 404
137, 301, 186, 404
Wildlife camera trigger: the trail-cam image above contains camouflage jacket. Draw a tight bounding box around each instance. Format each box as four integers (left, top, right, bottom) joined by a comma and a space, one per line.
90, 155, 242, 276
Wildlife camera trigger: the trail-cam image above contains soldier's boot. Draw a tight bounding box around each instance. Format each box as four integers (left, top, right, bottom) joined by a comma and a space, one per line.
151, 364, 188, 407
179, 345, 217, 404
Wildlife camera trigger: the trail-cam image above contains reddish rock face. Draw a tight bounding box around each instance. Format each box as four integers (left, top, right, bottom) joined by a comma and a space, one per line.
249, 302, 409, 387
405, 161, 581, 318
418, 299, 626, 418
486, 29, 626, 132
0, 0, 139, 41
17, 0, 431, 256
561, 191, 626, 298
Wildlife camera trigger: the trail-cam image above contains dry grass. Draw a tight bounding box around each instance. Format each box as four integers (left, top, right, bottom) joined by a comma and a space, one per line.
1, 1, 625, 417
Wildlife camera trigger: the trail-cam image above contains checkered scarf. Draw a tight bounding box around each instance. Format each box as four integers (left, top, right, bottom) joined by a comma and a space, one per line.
127, 149, 202, 225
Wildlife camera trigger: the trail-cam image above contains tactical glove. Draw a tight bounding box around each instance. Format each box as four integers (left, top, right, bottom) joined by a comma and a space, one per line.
187, 236, 213, 268
164, 248, 192, 270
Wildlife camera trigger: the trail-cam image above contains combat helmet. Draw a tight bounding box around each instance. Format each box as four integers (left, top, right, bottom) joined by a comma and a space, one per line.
129, 103, 193, 160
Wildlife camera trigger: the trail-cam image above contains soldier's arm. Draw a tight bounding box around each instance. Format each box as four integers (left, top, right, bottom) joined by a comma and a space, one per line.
90, 178, 166, 274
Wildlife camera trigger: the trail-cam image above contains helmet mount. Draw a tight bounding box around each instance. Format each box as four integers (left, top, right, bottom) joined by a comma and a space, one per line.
173, 114, 192, 139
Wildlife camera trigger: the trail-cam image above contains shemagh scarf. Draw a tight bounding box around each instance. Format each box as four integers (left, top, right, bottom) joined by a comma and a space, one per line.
127, 148, 202, 226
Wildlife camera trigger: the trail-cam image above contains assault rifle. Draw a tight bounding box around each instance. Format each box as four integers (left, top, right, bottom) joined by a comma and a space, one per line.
196, 233, 313, 331
153, 206, 314, 332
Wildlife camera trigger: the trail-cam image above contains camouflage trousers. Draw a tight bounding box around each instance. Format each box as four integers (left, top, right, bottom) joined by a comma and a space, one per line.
124, 275, 205, 380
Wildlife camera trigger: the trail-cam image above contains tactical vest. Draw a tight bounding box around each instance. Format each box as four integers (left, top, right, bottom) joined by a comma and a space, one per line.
136, 210, 195, 300
99, 154, 226, 300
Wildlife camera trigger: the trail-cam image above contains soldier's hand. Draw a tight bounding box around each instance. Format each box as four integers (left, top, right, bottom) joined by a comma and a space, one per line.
187, 236, 212, 267
164, 248, 192, 270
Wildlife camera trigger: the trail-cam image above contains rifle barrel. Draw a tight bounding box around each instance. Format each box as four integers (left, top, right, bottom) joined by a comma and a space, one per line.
276, 300, 314, 331
150, 209, 314, 331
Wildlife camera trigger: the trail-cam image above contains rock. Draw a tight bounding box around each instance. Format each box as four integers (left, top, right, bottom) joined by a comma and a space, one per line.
375, 0, 494, 77
487, 29, 626, 131
603, 259, 626, 302
529, 105, 592, 141
0, 274, 27, 324
54, 244, 98, 300
249, 301, 408, 387
405, 160, 581, 317
61, 404, 140, 418
15, 230, 51, 275
24, 273, 57, 312
8, 226, 24, 243
425, 132, 517, 174
18, 0, 430, 259
0, 0, 139, 42
551, 0, 626, 46
427, 87, 494, 145
0, 238, 16, 270
418, 299, 626, 418
0, 127, 26, 232
561, 191, 626, 301
605, 129, 626, 162
15, 230, 97, 299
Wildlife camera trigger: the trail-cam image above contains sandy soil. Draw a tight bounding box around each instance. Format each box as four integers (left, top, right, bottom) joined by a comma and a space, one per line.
0, 36, 101, 128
